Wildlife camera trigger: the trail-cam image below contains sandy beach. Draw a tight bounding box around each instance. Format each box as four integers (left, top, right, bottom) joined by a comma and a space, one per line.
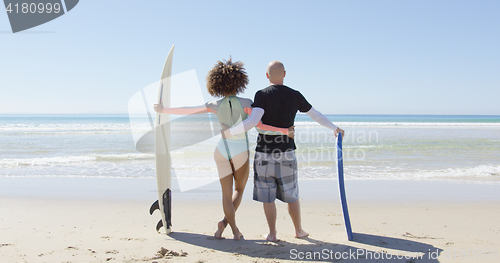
1, 177, 499, 263
3, 0, 500, 262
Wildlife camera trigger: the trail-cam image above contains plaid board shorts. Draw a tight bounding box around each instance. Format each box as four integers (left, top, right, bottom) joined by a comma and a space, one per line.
253, 151, 299, 203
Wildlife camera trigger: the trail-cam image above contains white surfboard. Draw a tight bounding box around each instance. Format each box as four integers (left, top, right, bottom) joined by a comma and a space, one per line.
149, 45, 175, 234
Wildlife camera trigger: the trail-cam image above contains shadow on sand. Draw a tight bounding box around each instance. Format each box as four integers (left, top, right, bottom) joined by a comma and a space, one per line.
169, 231, 443, 262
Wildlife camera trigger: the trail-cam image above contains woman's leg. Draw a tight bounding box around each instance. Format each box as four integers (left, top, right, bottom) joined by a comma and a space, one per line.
230, 151, 250, 214
213, 149, 249, 240
219, 151, 250, 228
213, 149, 232, 239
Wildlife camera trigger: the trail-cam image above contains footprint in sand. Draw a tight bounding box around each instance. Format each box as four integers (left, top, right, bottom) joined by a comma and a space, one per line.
38, 251, 55, 257
119, 238, 147, 242
257, 241, 284, 247
154, 247, 188, 259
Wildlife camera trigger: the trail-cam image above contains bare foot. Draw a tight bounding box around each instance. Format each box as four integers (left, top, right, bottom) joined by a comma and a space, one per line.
233, 232, 244, 241
214, 220, 226, 239
265, 232, 279, 242
295, 229, 309, 238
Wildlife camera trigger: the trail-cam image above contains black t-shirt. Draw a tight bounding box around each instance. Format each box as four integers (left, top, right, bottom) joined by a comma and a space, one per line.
251, 85, 312, 153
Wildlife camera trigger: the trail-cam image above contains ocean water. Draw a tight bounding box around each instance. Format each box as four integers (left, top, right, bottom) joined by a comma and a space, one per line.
1, 114, 500, 182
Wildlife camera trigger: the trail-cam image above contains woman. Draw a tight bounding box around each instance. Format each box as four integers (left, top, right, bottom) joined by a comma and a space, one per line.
154, 58, 293, 240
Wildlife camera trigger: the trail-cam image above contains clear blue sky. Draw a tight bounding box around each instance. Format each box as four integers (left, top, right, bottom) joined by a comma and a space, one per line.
1, 0, 499, 115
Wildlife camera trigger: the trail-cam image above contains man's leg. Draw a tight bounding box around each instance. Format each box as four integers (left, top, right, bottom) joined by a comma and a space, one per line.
288, 200, 309, 238
280, 151, 308, 238
254, 152, 278, 241
263, 202, 278, 241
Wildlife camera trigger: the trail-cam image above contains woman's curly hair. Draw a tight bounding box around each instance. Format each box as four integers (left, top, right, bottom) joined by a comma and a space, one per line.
206, 57, 249, 98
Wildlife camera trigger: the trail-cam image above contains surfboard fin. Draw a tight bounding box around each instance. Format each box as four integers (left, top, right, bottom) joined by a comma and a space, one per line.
149, 200, 159, 215
156, 219, 164, 232
164, 189, 172, 229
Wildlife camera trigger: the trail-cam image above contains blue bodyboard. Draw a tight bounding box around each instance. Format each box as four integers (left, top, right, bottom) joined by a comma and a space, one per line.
337, 133, 353, 240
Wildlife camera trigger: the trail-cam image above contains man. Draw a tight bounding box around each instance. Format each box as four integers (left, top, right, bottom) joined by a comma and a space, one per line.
224, 61, 344, 241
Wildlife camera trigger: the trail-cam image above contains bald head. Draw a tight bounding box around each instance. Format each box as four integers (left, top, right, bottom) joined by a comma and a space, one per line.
266, 60, 286, 85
